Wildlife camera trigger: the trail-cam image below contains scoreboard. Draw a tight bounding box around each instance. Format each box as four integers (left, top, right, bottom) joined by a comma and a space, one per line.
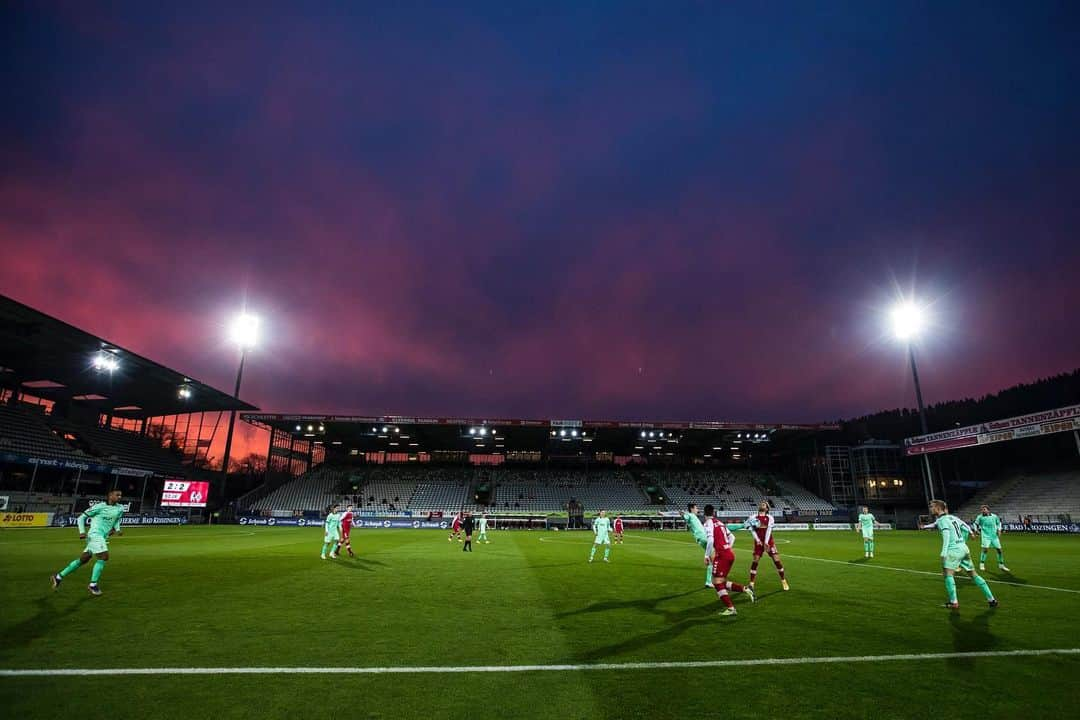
160, 479, 210, 508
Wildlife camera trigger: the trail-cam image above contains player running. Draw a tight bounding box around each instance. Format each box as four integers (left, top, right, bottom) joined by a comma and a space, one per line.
613, 514, 625, 544
321, 504, 342, 560
856, 506, 876, 557
462, 512, 475, 552
477, 513, 490, 544
588, 510, 612, 563
336, 504, 356, 557
682, 503, 713, 587
972, 505, 1009, 572
929, 500, 997, 610
745, 501, 789, 591
52, 489, 125, 596
448, 512, 463, 543
703, 504, 755, 616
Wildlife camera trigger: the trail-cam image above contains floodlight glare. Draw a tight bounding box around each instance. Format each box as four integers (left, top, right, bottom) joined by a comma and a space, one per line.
571, 430, 578, 437
890, 301, 925, 341
178, 386, 192, 399
469, 428, 476, 435
479, 428, 488, 436
307, 425, 313, 431
559, 430, 567, 437
640, 431, 646, 438
296, 425, 302, 431
92, 351, 119, 373
229, 313, 260, 349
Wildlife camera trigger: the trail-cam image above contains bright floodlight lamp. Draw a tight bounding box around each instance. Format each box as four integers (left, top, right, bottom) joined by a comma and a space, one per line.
479, 428, 488, 436
178, 385, 192, 399
92, 351, 119, 373
890, 301, 925, 341
571, 430, 578, 437
295, 425, 302, 431
559, 429, 567, 437
229, 313, 260, 350
469, 428, 476, 435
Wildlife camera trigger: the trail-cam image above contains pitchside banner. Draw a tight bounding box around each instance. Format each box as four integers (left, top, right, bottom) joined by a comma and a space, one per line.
1002, 522, 1080, 534
905, 404, 1080, 456
160, 480, 210, 508
0, 512, 53, 528
52, 514, 189, 527
237, 516, 450, 529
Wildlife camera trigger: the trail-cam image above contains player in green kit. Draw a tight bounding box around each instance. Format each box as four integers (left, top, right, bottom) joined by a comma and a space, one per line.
478, 513, 490, 544
683, 503, 713, 587
52, 488, 125, 596
321, 504, 342, 560
856, 506, 876, 557
972, 505, 1009, 572
588, 510, 612, 563
929, 500, 997, 609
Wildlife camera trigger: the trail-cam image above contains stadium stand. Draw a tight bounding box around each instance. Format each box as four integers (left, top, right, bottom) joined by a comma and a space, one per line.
0, 404, 85, 462
485, 468, 652, 513
243, 464, 836, 517
47, 418, 185, 476
249, 466, 349, 516
957, 470, 1080, 522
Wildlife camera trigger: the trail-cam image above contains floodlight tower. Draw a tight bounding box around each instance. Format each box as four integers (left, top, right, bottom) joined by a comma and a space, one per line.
221, 313, 259, 499
890, 301, 937, 503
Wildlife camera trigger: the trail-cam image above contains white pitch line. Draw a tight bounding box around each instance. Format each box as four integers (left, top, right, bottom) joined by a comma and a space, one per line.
784, 553, 1080, 594
2, 648, 1077, 677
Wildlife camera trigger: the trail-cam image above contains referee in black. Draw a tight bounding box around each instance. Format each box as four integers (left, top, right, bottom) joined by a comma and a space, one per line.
462, 512, 475, 552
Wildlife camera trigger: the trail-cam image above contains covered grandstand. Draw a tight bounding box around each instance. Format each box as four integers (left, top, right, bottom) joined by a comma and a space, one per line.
239, 412, 842, 521
0, 294, 256, 514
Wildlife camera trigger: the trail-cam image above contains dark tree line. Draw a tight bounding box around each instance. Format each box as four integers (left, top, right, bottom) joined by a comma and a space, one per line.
838, 369, 1080, 443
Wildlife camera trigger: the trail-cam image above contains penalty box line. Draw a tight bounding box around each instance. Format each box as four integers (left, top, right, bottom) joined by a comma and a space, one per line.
784, 553, 1080, 594
2, 648, 1078, 677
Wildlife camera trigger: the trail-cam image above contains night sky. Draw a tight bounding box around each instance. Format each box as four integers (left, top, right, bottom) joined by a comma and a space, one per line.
3, 2, 1079, 441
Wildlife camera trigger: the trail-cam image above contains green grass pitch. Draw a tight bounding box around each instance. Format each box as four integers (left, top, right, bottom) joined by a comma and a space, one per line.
2, 526, 1079, 719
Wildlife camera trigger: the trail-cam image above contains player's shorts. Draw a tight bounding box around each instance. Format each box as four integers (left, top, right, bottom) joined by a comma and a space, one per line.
712, 549, 735, 577
943, 548, 974, 572
980, 536, 1002, 550
594, 533, 611, 545
752, 538, 777, 558
84, 534, 109, 555
861, 530, 874, 540
324, 530, 341, 544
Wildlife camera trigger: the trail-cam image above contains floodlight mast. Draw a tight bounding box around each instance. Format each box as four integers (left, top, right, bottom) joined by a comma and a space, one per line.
220, 314, 259, 505
891, 301, 937, 504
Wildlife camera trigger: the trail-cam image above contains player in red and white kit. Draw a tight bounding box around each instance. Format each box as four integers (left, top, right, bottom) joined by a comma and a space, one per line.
613, 515, 624, 544
448, 512, 463, 543
336, 504, 356, 557
746, 501, 789, 591
703, 504, 755, 616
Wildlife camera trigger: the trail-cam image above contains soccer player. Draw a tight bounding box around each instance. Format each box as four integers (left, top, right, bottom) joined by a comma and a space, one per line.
336, 504, 356, 557
52, 489, 125, 596
321, 504, 342, 560
703, 504, 755, 616
462, 512, 475, 552
477, 513, 490, 543
929, 499, 997, 609
682, 503, 713, 587
745, 501, 789, 591
588, 510, 612, 563
448, 512, 463, 543
972, 505, 1009, 572
856, 506, 876, 557
613, 514, 625, 544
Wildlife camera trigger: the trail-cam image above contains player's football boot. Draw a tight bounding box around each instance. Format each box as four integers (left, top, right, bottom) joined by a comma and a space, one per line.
979, 563, 985, 570
781, 579, 790, 591
988, 599, 999, 608
51, 574, 62, 590
999, 565, 1010, 572
942, 602, 959, 609
320, 554, 327, 560
719, 608, 737, 616
88, 584, 102, 596
705, 582, 714, 588
745, 586, 756, 603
